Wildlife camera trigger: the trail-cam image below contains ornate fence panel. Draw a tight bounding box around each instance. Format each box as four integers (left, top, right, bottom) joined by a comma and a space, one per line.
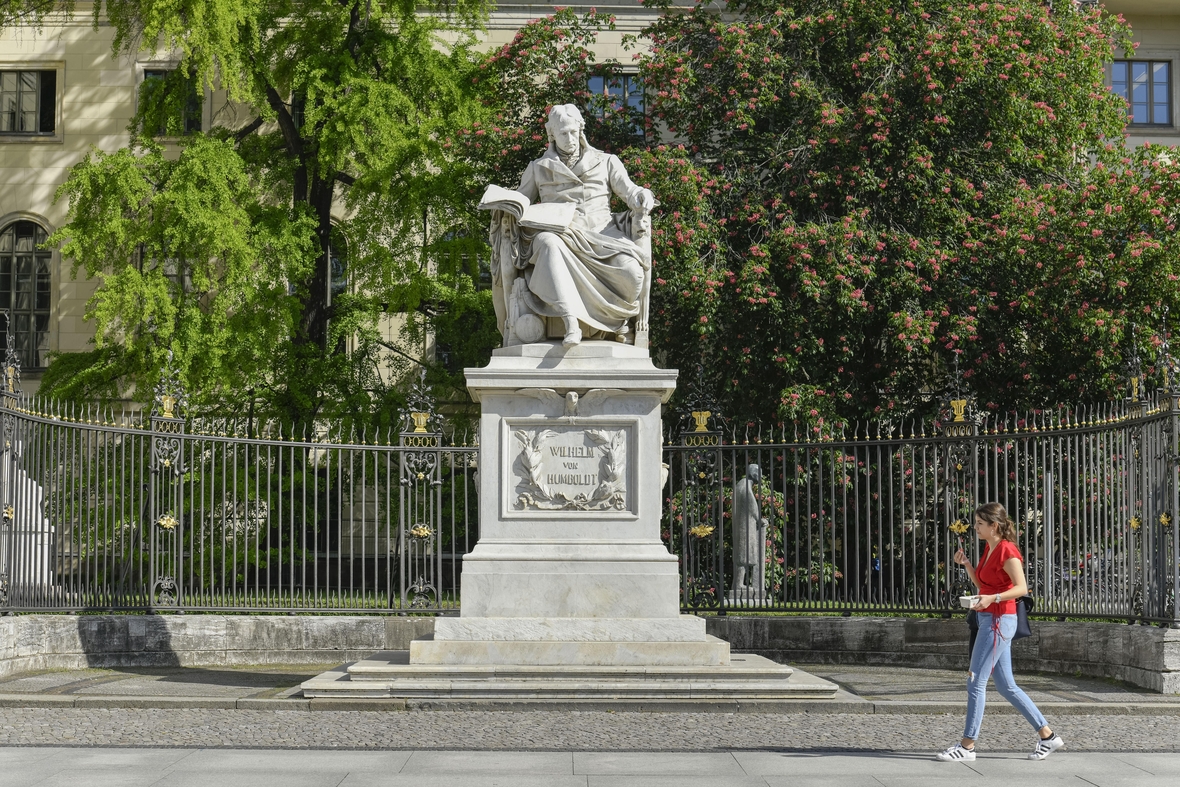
664, 388, 1180, 624
0, 351, 478, 613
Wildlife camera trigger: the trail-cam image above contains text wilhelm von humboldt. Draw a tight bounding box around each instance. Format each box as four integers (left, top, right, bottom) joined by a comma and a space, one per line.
548, 444, 597, 486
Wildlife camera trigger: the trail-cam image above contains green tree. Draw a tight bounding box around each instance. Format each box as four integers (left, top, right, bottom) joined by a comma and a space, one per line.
638, 0, 1171, 424
447, 2, 1174, 428
47, 0, 492, 427
0, 0, 65, 29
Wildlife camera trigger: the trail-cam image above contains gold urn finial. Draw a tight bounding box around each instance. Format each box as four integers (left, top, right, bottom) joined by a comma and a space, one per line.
410, 412, 430, 433
4, 365, 13, 393
691, 410, 712, 433
950, 399, 967, 423
161, 394, 178, 419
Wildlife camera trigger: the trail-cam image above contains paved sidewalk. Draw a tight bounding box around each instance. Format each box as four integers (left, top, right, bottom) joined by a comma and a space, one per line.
0, 748, 1174, 786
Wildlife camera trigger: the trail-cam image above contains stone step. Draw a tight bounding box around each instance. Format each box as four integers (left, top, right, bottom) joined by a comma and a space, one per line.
301, 651, 839, 700
409, 633, 732, 666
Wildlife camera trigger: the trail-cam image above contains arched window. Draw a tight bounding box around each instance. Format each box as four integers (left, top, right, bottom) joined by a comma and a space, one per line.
0, 221, 51, 368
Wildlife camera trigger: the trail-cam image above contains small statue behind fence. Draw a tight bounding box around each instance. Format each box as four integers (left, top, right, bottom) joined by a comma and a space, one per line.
730, 463, 768, 605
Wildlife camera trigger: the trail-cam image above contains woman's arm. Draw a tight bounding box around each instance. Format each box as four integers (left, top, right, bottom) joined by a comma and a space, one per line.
953, 549, 980, 590
991, 557, 1029, 606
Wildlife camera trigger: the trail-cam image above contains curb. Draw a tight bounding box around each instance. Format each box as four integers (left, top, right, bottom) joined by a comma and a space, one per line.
0, 693, 1177, 714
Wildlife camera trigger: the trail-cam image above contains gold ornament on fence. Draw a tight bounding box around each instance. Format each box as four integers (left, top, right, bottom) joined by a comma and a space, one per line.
156, 513, 179, 532
1, 505, 12, 522
950, 399, 968, 423
691, 411, 711, 433
410, 412, 430, 433
689, 524, 715, 539
408, 524, 433, 540
949, 519, 969, 535
1130, 516, 1142, 532
1160, 512, 1173, 528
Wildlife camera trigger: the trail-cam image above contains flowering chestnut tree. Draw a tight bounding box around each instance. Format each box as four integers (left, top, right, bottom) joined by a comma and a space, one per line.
456, 1, 1177, 425
639, 0, 1174, 424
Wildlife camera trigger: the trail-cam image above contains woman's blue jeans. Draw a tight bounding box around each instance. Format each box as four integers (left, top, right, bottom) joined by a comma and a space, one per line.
964, 612, 1048, 741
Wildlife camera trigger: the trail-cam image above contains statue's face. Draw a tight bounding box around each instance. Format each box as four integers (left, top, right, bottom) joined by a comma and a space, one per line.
551, 119, 581, 157
748, 464, 761, 484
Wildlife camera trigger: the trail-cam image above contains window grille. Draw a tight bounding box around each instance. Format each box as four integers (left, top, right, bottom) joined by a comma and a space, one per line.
142, 69, 202, 135
1111, 60, 1171, 126
0, 70, 56, 134
0, 221, 51, 369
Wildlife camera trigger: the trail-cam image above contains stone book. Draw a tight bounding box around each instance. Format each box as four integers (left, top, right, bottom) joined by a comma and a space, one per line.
478, 184, 575, 233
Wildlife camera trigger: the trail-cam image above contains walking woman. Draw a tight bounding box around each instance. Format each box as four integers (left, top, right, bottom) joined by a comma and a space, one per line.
936, 502, 1065, 762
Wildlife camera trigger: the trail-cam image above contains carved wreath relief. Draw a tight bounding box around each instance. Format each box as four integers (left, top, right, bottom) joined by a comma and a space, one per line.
513, 426, 628, 511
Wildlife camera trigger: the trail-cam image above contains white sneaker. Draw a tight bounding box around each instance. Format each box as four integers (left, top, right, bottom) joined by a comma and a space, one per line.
1029, 734, 1065, 760
936, 743, 976, 762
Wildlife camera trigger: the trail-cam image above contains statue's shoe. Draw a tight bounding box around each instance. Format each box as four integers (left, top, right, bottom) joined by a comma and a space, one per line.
562, 328, 582, 348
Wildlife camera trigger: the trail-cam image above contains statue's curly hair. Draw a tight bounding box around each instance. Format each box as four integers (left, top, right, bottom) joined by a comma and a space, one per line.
545, 104, 586, 143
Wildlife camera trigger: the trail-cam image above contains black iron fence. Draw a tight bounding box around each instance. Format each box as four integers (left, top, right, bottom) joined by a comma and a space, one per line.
0, 358, 477, 613
0, 341, 1176, 622
665, 392, 1180, 623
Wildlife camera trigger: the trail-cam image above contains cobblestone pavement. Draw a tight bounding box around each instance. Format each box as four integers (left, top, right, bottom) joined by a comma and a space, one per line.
0, 661, 1174, 753
0, 706, 1176, 751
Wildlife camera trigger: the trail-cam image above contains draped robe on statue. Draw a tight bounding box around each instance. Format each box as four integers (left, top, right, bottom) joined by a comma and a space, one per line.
493, 143, 650, 336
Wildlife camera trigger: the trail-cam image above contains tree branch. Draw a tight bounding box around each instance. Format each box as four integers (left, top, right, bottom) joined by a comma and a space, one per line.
335, 172, 357, 187
234, 116, 265, 143
263, 84, 303, 158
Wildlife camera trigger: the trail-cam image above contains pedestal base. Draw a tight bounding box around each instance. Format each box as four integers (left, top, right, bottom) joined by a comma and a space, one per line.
301, 650, 839, 701
411, 633, 730, 666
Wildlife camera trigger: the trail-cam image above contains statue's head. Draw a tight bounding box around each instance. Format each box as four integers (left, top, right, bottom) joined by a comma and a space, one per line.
747, 463, 762, 484
545, 104, 585, 157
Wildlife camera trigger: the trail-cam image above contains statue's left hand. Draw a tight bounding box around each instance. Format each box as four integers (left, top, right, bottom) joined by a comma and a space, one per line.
638, 189, 655, 213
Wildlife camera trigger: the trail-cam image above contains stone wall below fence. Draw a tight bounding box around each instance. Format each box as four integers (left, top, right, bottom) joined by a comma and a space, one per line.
0, 615, 435, 677
0, 614, 1175, 694
705, 617, 1180, 695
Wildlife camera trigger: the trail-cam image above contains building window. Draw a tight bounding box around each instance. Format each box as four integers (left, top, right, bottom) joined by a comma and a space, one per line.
329, 225, 347, 299
141, 69, 202, 135
0, 221, 51, 369
588, 74, 644, 137
0, 70, 56, 134
1111, 60, 1171, 126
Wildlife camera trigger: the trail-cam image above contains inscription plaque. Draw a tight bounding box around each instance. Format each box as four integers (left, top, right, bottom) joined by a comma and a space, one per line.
511, 425, 629, 512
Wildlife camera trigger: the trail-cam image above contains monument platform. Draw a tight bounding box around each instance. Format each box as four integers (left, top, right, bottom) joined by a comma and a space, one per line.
301, 649, 839, 700
303, 341, 837, 703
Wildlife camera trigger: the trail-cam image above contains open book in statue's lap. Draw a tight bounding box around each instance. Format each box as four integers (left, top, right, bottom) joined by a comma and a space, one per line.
479, 105, 655, 349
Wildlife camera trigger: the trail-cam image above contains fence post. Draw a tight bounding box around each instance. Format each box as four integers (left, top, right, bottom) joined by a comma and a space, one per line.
1124, 329, 1148, 622
398, 369, 443, 610
1165, 329, 1180, 628
941, 367, 977, 607
0, 311, 19, 610
675, 366, 725, 613
148, 352, 187, 611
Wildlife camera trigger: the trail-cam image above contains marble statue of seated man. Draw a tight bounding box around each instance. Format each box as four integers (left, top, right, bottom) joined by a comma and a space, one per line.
486, 104, 656, 348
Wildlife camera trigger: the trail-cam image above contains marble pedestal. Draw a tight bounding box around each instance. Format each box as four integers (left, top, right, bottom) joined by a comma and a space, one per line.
303, 342, 835, 701
410, 341, 716, 666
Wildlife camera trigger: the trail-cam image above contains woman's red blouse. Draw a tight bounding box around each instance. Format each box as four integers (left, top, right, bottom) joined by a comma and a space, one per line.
976, 539, 1022, 615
